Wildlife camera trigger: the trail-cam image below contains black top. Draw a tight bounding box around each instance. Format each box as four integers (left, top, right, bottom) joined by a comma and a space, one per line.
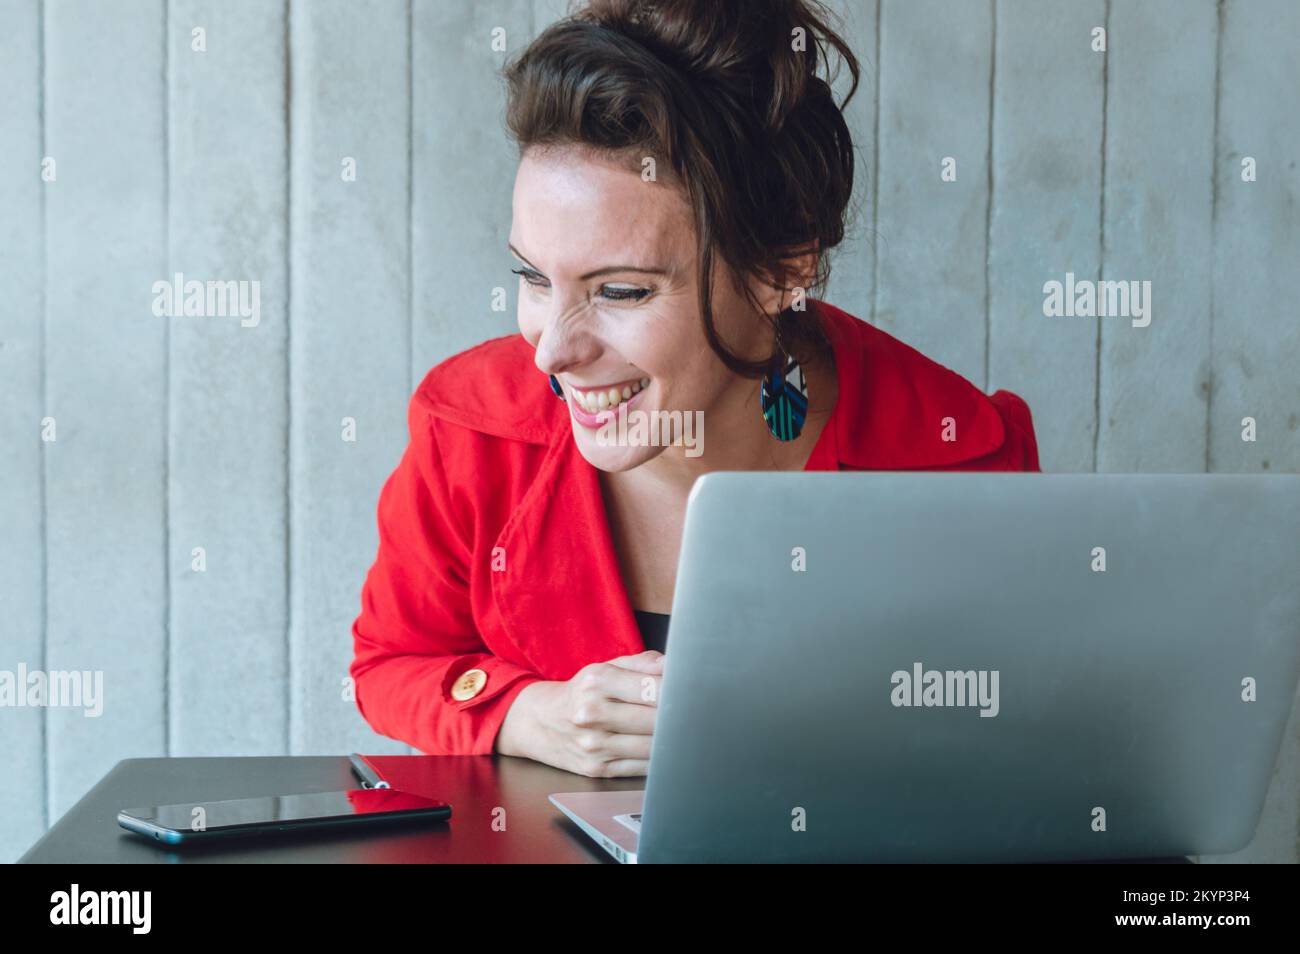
633, 609, 671, 655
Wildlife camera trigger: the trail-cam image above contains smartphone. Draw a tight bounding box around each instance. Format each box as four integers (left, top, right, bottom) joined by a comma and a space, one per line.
117, 788, 451, 846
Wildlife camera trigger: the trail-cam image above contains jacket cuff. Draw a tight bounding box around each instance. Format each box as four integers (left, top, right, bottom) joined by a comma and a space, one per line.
440, 655, 544, 755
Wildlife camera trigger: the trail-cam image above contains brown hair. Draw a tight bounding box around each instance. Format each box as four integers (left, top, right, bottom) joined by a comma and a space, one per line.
503, 0, 861, 377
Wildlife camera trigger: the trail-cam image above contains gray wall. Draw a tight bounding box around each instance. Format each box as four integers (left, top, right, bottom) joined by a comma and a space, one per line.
1, 0, 1296, 863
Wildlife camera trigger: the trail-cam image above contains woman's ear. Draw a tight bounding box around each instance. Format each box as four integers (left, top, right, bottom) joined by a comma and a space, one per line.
783, 243, 820, 312
751, 242, 820, 317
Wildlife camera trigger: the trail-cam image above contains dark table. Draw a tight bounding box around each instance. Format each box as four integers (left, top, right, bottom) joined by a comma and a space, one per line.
18, 755, 1193, 863
18, 755, 644, 864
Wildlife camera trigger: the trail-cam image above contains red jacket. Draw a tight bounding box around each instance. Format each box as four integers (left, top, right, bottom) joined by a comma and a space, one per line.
350, 300, 1041, 755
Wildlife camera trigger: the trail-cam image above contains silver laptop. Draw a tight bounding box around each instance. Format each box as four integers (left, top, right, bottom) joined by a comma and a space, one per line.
550, 472, 1300, 863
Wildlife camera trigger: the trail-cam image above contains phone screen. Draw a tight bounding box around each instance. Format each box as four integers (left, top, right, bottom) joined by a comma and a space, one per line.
125, 789, 448, 833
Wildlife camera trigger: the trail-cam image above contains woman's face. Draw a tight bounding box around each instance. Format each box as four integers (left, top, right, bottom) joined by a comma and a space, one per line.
511, 145, 772, 472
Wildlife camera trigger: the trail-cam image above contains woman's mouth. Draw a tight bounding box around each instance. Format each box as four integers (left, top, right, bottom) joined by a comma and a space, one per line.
561, 376, 651, 428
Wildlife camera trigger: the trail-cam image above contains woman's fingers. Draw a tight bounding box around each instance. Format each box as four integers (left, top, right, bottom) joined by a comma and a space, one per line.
597, 759, 650, 778
571, 727, 653, 762
547, 653, 668, 776
572, 697, 658, 735
580, 663, 662, 709
604, 650, 665, 675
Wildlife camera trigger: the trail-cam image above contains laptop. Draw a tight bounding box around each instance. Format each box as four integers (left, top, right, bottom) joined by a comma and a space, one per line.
550, 472, 1300, 863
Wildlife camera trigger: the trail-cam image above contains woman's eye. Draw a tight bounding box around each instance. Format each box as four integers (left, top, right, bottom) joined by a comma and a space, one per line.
600, 285, 650, 302
511, 267, 548, 288
511, 268, 650, 303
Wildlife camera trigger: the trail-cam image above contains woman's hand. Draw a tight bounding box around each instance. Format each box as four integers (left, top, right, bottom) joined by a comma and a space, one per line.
494, 651, 665, 777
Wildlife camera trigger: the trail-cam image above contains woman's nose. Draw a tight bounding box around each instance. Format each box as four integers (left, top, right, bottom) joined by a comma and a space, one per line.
534, 296, 599, 373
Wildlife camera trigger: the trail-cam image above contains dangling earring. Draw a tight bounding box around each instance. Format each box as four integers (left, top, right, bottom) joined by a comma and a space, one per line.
549, 374, 564, 399
759, 339, 809, 442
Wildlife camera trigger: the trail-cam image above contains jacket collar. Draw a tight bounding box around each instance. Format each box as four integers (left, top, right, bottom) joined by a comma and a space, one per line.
813, 299, 1007, 468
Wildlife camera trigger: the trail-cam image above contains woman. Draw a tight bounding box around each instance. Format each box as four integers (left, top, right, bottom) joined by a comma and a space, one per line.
350, 0, 1040, 777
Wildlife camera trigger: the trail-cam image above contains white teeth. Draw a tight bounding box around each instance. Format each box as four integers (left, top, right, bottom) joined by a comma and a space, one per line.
572, 378, 650, 413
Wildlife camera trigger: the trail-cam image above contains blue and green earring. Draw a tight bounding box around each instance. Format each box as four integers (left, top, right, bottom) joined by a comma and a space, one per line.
759, 350, 809, 441
549, 374, 564, 398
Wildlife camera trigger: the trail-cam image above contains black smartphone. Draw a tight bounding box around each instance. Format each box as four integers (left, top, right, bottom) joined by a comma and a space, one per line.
117, 788, 451, 846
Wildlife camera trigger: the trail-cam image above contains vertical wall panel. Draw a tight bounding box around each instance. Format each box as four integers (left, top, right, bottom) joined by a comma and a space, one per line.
291, 0, 412, 754
0, 0, 46, 863
1208, 2, 1300, 476
168, 0, 289, 755
823, 0, 878, 323
1201, 0, 1300, 865
874, 0, 993, 387
988, 0, 1104, 472
43, 0, 167, 818
1098, 0, 1216, 471
412, 0, 532, 376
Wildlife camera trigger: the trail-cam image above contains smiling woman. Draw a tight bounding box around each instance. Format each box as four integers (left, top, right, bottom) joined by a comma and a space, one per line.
348, 0, 1040, 776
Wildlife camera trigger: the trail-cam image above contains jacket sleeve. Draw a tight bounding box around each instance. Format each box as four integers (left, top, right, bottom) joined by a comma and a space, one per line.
349, 393, 543, 755
988, 389, 1042, 472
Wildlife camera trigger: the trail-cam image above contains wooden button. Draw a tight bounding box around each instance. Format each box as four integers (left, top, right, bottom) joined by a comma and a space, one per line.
451, 668, 487, 701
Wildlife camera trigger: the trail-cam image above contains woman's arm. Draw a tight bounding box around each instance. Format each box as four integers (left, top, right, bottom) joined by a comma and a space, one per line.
349, 395, 542, 755
988, 389, 1042, 472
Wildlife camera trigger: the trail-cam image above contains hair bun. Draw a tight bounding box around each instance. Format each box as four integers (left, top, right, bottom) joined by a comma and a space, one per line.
580, 0, 859, 135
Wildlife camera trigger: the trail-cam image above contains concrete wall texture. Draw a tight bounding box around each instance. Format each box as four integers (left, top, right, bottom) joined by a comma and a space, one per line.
1, 0, 1297, 863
